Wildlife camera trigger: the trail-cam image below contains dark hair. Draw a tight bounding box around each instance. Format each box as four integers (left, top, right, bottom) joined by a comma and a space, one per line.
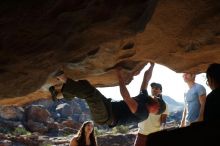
157, 97, 166, 115
150, 82, 162, 91
145, 95, 166, 114
206, 63, 220, 84
76, 121, 97, 146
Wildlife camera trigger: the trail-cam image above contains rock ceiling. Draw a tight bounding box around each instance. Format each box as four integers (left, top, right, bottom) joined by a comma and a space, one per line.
0, 0, 220, 105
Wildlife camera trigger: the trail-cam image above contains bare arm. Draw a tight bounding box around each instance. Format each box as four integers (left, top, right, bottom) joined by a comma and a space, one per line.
140, 62, 155, 91
160, 114, 168, 129
180, 107, 186, 127
160, 103, 168, 129
160, 114, 168, 124
69, 137, 78, 146
198, 94, 206, 121
117, 68, 138, 113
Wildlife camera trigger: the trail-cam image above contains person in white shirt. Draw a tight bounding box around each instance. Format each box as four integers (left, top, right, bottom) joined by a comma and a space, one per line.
134, 82, 169, 146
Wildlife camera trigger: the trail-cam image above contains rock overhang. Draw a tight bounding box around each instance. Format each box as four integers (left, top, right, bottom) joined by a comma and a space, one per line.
0, 0, 220, 105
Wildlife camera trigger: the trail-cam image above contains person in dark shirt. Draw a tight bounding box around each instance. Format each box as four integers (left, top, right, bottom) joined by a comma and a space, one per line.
204, 63, 220, 122
49, 62, 166, 127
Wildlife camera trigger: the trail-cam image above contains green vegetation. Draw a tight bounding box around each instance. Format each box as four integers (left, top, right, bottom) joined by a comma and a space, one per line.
61, 130, 73, 136
40, 143, 52, 146
12, 127, 31, 136
112, 125, 129, 134
94, 125, 130, 136
94, 127, 106, 136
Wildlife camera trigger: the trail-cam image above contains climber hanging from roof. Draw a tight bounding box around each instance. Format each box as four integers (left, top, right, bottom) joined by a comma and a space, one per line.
49, 62, 166, 128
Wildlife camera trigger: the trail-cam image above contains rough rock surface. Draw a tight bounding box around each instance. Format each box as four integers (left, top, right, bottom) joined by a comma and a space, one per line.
0, 0, 220, 104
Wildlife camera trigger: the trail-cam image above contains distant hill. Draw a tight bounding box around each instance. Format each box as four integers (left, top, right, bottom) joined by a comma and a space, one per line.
161, 95, 184, 125
162, 95, 184, 113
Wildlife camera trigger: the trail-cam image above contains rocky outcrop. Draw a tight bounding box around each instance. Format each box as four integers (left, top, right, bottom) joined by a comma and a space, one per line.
0, 98, 90, 135
0, 99, 137, 146
0, 106, 24, 121
0, 106, 24, 130
0, 0, 220, 104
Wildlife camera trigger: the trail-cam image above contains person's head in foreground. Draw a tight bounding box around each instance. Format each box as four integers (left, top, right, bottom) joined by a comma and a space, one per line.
73, 121, 97, 146
206, 63, 220, 90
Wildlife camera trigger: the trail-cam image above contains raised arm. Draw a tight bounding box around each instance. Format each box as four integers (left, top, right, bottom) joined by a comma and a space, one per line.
116, 68, 138, 113
140, 62, 155, 91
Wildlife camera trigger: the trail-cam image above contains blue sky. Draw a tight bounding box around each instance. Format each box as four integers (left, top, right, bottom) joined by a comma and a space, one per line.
98, 63, 211, 103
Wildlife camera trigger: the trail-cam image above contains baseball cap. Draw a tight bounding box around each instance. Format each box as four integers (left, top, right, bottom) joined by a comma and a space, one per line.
150, 82, 162, 91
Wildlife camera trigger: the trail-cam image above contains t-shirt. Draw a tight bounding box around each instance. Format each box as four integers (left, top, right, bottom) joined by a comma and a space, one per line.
204, 88, 220, 122
111, 90, 150, 126
138, 96, 169, 135
184, 83, 206, 126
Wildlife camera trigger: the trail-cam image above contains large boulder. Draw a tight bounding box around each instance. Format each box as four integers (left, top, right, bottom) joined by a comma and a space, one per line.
0, 0, 220, 105
0, 106, 24, 121
25, 105, 52, 124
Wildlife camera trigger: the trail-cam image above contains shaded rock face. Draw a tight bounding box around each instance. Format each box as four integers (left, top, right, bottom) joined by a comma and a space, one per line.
0, 0, 220, 103
147, 121, 220, 146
